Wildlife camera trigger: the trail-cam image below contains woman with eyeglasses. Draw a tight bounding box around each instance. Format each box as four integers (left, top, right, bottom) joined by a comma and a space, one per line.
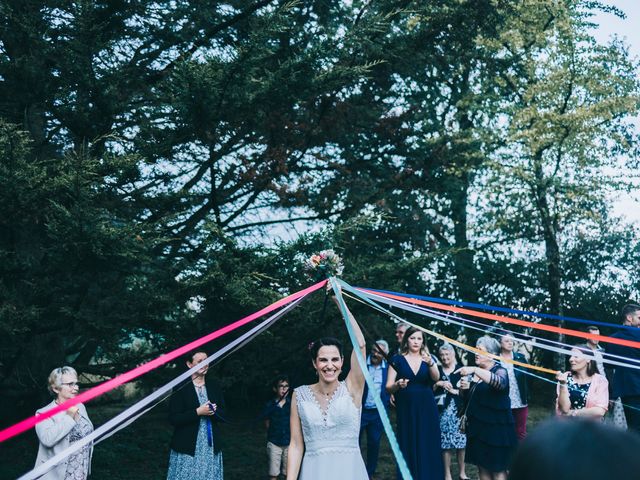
34, 366, 93, 480
456, 336, 517, 480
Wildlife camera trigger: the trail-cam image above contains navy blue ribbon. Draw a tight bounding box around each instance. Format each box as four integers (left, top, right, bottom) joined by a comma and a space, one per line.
206, 418, 213, 447
358, 287, 636, 332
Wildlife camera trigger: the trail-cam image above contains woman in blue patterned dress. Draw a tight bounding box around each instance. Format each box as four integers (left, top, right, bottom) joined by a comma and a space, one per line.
434, 343, 468, 480
167, 351, 224, 480
555, 345, 609, 419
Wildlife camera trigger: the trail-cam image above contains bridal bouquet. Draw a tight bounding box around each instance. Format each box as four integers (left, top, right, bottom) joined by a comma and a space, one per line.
304, 249, 344, 280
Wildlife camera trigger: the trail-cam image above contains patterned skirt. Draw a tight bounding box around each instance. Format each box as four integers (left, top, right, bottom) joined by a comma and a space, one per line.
440, 400, 467, 450
167, 419, 223, 480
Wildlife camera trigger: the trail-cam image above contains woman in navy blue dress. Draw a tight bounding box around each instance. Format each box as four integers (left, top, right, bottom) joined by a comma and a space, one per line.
456, 336, 516, 480
387, 326, 445, 480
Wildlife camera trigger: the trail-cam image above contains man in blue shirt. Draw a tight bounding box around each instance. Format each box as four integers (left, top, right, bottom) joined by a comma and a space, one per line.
263, 375, 291, 480
360, 340, 391, 479
608, 304, 640, 433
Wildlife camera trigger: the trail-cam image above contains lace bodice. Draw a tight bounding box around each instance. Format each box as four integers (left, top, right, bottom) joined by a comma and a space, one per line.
295, 381, 361, 456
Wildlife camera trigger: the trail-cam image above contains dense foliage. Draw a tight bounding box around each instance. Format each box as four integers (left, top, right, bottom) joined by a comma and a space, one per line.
1, 0, 639, 412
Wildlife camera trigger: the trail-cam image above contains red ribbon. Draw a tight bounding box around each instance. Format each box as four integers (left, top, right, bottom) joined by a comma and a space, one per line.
0, 280, 326, 443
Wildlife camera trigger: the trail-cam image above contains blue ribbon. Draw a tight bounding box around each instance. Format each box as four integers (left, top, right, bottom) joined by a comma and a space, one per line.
331, 278, 413, 480
358, 287, 637, 332
206, 418, 213, 447
345, 282, 640, 417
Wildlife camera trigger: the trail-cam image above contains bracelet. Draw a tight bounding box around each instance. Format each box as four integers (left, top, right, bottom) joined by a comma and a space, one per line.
558, 380, 567, 386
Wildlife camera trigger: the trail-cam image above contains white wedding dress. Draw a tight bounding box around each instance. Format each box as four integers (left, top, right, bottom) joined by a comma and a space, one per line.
295, 381, 368, 479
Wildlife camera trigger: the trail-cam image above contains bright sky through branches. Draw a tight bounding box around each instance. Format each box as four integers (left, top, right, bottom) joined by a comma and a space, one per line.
593, 1, 640, 224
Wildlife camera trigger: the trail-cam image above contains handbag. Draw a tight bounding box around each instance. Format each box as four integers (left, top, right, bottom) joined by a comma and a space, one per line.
458, 382, 477, 434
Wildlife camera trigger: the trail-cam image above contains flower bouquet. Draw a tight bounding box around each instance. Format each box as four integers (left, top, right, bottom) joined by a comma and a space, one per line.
304, 249, 344, 281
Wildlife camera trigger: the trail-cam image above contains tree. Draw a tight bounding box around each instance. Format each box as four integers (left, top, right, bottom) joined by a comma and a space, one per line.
0, 120, 182, 401
481, 0, 640, 312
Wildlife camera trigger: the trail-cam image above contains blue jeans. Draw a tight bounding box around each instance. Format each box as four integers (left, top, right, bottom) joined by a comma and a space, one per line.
360, 408, 384, 477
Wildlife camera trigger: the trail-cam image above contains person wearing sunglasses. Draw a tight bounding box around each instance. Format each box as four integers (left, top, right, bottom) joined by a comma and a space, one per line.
34, 366, 93, 480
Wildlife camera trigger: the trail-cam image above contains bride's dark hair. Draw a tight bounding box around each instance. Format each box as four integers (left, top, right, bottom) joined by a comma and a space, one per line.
309, 337, 344, 360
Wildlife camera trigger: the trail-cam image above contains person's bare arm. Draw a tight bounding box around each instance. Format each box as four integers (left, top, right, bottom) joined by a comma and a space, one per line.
386, 362, 410, 393
422, 351, 440, 381
556, 371, 571, 414
331, 289, 366, 400
286, 392, 304, 480
572, 406, 606, 419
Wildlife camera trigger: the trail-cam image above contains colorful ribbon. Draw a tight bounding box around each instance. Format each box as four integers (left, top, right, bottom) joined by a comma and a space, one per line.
332, 279, 413, 480
342, 285, 640, 416
343, 283, 558, 375
357, 289, 640, 370
359, 287, 638, 332
358, 288, 640, 350
0, 280, 327, 444
18, 296, 306, 480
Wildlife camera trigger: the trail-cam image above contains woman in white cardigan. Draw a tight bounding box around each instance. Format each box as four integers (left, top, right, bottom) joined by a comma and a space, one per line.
35, 366, 93, 480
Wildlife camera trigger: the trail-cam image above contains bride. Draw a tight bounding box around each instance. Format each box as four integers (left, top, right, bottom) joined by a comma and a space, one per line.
287, 292, 368, 479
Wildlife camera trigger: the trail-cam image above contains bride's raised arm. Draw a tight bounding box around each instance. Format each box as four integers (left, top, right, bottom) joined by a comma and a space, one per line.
331, 286, 366, 397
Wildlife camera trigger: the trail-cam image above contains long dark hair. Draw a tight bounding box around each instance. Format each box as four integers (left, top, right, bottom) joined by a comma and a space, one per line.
510, 419, 640, 480
400, 327, 426, 355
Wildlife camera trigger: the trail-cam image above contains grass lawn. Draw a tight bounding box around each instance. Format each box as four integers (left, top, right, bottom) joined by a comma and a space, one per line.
2, 403, 554, 479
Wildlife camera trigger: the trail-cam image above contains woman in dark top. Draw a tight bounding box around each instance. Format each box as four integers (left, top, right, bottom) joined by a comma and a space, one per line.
167, 351, 225, 480
386, 327, 445, 480
456, 336, 516, 480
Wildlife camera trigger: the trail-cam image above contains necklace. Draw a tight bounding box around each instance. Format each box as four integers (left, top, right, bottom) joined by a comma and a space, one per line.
315, 383, 338, 398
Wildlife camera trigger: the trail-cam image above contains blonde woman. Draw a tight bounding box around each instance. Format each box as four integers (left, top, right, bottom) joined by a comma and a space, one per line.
35, 367, 93, 480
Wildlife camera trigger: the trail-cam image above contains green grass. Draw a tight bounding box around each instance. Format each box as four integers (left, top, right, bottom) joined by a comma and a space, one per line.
1, 405, 554, 479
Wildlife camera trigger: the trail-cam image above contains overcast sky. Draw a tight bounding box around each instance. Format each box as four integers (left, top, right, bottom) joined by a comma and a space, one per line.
592, 1, 640, 224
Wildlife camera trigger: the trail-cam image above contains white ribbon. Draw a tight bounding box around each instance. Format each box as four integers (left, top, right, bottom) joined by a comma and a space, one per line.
19, 297, 303, 480
356, 288, 640, 370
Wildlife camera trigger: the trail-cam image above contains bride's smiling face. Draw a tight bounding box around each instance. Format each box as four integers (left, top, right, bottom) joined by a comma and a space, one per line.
313, 346, 343, 383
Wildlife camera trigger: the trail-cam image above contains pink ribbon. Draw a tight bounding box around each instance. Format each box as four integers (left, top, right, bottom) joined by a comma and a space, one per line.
0, 280, 326, 443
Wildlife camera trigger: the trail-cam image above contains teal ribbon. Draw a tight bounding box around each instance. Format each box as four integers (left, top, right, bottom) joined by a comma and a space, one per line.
330, 277, 413, 480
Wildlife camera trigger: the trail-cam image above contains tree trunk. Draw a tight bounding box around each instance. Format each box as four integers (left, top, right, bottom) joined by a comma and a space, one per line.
450, 170, 478, 303
532, 155, 565, 371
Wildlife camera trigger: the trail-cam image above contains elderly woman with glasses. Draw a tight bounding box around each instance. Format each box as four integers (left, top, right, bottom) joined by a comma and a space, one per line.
34, 366, 93, 480
456, 336, 517, 480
